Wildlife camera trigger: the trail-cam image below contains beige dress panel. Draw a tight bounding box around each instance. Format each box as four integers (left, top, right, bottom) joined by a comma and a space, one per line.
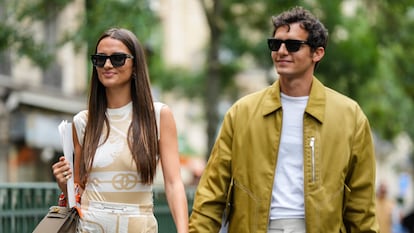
73, 102, 164, 233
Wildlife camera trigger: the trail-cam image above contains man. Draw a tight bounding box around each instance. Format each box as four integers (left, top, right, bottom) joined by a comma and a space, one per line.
189, 6, 379, 233
375, 182, 394, 233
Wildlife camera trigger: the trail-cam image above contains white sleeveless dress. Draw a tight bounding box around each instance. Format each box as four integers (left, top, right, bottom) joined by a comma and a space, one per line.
73, 102, 164, 233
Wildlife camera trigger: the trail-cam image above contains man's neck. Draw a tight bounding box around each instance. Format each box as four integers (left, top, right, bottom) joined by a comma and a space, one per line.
279, 75, 313, 97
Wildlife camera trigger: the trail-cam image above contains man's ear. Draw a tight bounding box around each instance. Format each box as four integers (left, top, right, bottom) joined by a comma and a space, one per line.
312, 47, 325, 63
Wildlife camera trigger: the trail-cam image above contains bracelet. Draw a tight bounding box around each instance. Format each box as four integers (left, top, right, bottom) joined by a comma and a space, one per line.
58, 192, 67, 207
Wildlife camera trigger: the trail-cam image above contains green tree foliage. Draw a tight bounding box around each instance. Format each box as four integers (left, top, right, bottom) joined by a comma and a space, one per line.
316, 0, 414, 141
1, 0, 414, 159
367, 0, 414, 140
317, 1, 379, 97
82, 0, 157, 55
0, 0, 161, 77
0, 0, 72, 68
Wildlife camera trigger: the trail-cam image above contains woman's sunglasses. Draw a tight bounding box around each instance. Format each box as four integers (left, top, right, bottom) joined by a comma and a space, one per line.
91, 53, 134, 67
267, 38, 310, 53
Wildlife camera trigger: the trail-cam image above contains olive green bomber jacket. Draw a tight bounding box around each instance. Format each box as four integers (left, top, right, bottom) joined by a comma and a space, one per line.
189, 78, 379, 233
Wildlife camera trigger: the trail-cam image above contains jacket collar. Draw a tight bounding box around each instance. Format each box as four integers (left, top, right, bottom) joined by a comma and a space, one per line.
262, 81, 282, 116
305, 77, 325, 123
262, 77, 326, 123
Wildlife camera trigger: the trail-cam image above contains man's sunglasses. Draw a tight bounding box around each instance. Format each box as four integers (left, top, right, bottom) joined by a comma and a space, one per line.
267, 39, 310, 52
91, 53, 134, 67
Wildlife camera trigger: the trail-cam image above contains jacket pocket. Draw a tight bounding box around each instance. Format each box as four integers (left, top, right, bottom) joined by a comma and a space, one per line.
339, 183, 351, 232
342, 183, 351, 215
223, 177, 234, 224
340, 223, 347, 233
230, 179, 262, 232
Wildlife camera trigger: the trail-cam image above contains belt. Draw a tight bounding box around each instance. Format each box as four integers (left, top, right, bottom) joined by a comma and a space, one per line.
88, 200, 153, 214
268, 218, 306, 232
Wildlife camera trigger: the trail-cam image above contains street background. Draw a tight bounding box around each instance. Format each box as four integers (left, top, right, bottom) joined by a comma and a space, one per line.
0, 0, 413, 232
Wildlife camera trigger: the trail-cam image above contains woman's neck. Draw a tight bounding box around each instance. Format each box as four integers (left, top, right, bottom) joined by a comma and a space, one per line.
105, 90, 132, 108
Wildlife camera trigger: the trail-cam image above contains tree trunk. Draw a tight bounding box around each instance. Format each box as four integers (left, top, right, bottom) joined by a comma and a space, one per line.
201, 0, 222, 160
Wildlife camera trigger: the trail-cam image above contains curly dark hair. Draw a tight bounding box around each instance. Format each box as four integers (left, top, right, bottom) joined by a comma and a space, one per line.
271, 6, 328, 50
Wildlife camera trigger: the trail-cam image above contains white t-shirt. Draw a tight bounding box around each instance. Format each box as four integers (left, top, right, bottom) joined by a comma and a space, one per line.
270, 93, 308, 219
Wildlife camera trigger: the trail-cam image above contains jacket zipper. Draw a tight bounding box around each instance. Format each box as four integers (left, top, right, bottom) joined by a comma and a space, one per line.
310, 137, 315, 182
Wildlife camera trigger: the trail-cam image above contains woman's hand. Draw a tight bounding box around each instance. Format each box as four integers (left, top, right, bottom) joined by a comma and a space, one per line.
52, 156, 72, 193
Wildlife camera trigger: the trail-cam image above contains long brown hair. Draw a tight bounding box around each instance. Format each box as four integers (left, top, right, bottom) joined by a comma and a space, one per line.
80, 28, 158, 185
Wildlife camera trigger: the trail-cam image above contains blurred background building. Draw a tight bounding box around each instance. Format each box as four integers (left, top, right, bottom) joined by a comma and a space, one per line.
0, 0, 87, 182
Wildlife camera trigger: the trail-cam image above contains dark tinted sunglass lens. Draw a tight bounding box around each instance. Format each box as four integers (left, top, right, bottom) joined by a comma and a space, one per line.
109, 54, 127, 67
268, 39, 282, 51
91, 55, 106, 67
285, 41, 302, 52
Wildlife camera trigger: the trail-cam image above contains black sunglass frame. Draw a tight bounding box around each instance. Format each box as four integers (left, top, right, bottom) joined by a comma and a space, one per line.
267, 38, 310, 52
91, 53, 134, 67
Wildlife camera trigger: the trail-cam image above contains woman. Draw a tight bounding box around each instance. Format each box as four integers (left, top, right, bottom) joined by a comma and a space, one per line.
52, 28, 188, 233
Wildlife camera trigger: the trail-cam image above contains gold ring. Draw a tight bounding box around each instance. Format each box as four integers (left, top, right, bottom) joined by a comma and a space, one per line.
65, 175, 70, 180
63, 171, 68, 176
